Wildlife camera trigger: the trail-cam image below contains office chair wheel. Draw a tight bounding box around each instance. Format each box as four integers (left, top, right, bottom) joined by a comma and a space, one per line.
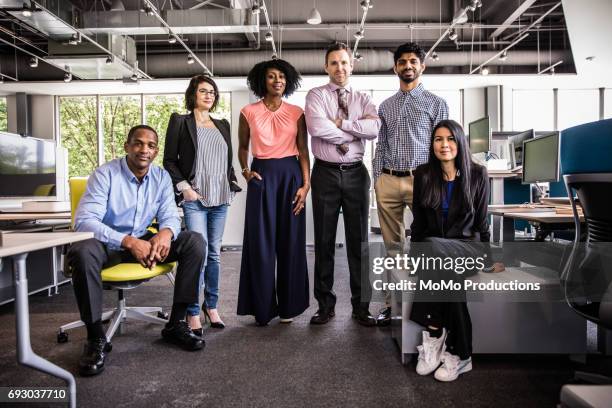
157, 311, 169, 320
57, 331, 69, 343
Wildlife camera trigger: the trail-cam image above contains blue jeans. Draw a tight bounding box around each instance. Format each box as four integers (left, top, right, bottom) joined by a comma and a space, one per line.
182, 201, 228, 316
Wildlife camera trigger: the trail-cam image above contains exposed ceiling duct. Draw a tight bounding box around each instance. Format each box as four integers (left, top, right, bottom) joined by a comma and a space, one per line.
81, 8, 258, 36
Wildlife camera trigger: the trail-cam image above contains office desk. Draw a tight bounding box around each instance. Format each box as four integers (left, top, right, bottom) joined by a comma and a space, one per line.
488, 170, 521, 242
0, 212, 71, 221
0, 232, 93, 408
489, 206, 584, 242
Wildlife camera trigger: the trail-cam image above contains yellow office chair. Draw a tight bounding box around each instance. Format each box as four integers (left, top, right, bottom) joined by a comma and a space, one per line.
57, 177, 176, 343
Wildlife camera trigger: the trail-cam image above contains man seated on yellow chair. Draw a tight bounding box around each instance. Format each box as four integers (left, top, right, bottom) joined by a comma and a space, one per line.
67, 124, 205, 377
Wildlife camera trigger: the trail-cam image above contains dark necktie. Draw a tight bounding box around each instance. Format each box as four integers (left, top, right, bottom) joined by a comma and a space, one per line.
336, 88, 350, 156
337, 88, 349, 119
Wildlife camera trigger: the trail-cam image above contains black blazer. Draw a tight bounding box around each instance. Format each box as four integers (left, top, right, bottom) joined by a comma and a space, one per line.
163, 112, 241, 204
410, 162, 490, 243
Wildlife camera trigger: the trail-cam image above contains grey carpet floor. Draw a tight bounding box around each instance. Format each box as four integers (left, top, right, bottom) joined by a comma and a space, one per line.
0, 248, 577, 407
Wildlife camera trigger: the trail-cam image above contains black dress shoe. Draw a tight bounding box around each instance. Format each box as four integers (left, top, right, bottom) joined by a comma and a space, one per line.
310, 308, 335, 325
376, 306, 392, 327
191, 328, 203, 337
79, 337, 112, 377
352, 310, 376, 327
162, 321, 205, 351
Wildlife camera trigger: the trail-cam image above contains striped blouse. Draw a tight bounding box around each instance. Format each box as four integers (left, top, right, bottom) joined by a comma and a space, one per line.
192, 126, 234, 207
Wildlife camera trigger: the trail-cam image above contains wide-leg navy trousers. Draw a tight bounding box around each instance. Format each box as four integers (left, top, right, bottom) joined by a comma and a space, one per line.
237, 156, 309, 324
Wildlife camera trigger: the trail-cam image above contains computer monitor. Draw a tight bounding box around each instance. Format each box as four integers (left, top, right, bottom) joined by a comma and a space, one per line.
508, 129, 534, 168
468, 117, 491, 154
0, 132, 57, 197
522, 132, 560, 184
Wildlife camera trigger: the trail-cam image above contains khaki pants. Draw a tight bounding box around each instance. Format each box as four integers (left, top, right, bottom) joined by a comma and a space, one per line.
374, 172, 415, 305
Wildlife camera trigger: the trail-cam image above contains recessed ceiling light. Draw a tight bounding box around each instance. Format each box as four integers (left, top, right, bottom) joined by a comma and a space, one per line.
585, 56, 595, 62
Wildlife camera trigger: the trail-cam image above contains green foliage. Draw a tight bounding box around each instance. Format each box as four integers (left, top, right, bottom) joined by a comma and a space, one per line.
0, 97, 8, 132
59, 96, 98, 177
102, 96, 141, 163
59, 93, 231, 177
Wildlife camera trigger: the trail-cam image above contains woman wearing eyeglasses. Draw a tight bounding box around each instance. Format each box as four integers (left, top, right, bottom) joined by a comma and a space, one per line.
164, 75, 241, 336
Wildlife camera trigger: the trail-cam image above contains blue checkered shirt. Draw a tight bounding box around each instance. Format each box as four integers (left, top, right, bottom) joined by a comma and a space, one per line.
372, 83, 449, 182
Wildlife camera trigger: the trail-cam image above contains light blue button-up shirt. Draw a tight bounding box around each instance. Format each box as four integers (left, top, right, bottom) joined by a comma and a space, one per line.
74, 157, 181, 251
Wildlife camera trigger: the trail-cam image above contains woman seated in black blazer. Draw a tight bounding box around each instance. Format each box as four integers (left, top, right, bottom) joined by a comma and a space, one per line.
409, 119, 503, 382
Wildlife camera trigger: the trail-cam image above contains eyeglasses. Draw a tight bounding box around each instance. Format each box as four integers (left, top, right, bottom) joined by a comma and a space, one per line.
198, 90, 217, 97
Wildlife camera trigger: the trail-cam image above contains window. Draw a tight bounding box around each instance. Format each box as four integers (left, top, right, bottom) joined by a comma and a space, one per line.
0, 96, 7, 131
101, 95, 141, 163
604, 89, 612, 120
144, 94, 185, 166
557, 89, 599, 130
513, 90, 554, 131
431, 90, 462, 125
59, 96, 98, 177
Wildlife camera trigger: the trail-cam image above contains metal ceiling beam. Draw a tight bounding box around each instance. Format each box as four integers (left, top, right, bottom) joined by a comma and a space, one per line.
142, 0, 212, 75
489, 0, 537, 39
501, 1, 562, 41
469, 32, 529, 74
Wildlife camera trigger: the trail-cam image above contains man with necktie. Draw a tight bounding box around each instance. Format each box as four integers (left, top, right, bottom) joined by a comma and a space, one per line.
305, 42, 381, 326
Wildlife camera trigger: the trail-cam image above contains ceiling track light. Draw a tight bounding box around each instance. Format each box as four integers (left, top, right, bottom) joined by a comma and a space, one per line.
28, 56, 38, 68
142, 6, 155, 16
499, 50, 508, 61
187, 55, 195, 64
131, 72, 138, 81
360, 0, 373, 10
105, 55, 113, 64
251, 4, 261, 15
64, 66, 72, 82
271, 53, 278, 60
264, 31, 273, 42
168, 35, 177, 44
354, 29, 364, 40
431, 51, 439, 61
480, 67, 489, 76
22, 2, 33, 17
448, 29, 458, 41
354, 52, 363, 61
68, 32, 81, 45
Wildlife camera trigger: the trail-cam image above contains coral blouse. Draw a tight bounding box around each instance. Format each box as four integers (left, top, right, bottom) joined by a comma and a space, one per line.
240, 100, 303, 159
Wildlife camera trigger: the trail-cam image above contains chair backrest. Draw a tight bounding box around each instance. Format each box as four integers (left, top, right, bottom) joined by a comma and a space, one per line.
69, 177, 89, 228
549, 118, 612, 198
560, 120, 612, 329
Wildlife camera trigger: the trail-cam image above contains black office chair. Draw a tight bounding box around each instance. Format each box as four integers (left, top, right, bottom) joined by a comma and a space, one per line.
562, 173, 612, 385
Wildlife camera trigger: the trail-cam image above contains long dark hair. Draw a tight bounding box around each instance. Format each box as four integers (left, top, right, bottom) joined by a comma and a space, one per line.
420, 119, 474, 212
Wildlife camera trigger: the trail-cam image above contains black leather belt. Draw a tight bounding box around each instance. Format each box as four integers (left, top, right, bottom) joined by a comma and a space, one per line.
382, 168, 414, 177
315, 159, 362, 171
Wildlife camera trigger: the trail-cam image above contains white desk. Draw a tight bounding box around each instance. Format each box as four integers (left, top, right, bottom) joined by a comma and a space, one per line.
0, 232, 93, 408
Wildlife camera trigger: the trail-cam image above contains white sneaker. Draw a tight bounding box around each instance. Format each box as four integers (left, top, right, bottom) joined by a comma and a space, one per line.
434, 352, 472, 382
415, 328, 447, 376
279, 318, 293, 324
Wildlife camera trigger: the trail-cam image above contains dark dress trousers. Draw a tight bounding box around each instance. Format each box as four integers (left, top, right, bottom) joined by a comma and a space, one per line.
409, 162, 490, 360
311, 160, 371, 313
163, 112, 241, 204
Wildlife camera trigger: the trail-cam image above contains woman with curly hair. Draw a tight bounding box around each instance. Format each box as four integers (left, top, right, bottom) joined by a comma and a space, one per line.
237, 59, 310, 326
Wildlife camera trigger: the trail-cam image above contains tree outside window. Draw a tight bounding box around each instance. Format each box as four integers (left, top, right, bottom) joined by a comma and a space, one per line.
59, 96, 98, 177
